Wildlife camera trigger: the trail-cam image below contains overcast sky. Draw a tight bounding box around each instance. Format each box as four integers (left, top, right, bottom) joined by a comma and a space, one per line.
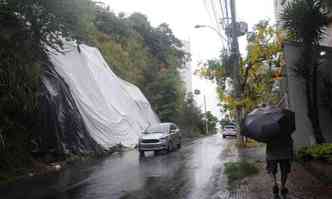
100, 0, 276, 120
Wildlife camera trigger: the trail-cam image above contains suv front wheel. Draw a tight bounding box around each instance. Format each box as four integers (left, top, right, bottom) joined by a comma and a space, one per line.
167, 142, 174, 152
177, 142, 181, 149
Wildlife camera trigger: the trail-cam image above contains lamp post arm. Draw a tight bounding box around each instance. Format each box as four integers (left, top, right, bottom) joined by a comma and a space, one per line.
195, 25, 228, 44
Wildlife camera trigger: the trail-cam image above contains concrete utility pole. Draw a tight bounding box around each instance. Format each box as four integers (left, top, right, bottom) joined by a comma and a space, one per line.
194, 89, 209, 135
229, 0, 242, 123
204, 95, 209, 134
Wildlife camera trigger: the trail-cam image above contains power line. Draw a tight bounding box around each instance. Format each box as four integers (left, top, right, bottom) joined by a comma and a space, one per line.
218, 0, 226, 22
217, 0, 231, 50
224, 0, 230, 24
215, 0, 231, 51
210, 0, 223, 33
203, 0, 216, 29
201, 0, 232, 51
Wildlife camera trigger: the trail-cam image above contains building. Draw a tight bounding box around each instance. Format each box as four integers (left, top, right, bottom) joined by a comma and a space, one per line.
274, 0, 332, 148
180, 40, 193, 95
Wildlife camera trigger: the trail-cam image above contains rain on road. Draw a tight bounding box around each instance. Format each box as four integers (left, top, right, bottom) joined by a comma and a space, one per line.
1, 135, 241, 199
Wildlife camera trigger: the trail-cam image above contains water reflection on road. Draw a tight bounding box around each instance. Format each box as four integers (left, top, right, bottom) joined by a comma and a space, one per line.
1, 135, 239, 199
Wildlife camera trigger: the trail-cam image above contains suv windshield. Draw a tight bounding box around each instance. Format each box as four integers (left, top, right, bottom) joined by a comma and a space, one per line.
224, 126, 236, 129
144, 124, 169, 134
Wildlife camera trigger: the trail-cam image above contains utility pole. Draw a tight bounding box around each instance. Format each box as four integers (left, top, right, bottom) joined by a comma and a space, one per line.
194, 89, 209, 135
229, 0, 242, 123
204, 95, 209, 134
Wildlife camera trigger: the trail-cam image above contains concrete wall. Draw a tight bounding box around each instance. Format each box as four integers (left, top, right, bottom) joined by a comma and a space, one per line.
275, 1, 332, 149
180, 40, 193, 95
317, 45, 332, 142
284, 43, 316, 149
284, 43, 332, 149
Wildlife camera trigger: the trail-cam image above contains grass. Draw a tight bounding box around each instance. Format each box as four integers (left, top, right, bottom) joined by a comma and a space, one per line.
236, 138, 263, 148
224, 160, 259, 189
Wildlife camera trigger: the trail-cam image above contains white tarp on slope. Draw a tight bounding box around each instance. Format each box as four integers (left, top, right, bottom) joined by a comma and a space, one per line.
48, 44, 159, 149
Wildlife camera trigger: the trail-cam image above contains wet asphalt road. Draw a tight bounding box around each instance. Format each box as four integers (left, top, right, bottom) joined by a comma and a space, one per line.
1, 135, 240, 199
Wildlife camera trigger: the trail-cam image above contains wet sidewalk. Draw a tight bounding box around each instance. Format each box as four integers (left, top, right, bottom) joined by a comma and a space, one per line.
218, 143, 332, 199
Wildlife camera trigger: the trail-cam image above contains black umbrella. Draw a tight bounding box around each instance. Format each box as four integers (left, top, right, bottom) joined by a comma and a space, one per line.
240, 106, 296, 143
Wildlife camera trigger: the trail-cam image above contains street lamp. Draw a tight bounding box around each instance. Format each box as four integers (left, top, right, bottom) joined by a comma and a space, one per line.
194, 24, 228, 44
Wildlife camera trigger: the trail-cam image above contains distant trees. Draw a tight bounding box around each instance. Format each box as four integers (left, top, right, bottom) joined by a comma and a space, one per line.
91, 5, 198, 131
206, 111, 219, 134
0, 0, 205, 172
0, 0, 94, 170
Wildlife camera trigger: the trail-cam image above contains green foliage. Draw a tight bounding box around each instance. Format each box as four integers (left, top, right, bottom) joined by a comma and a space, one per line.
150, 69, 184, 122
281, 0, 328, 79
206, 111, 218, 134
241, 21, 283, 110
224, 160, 259, 189
0, 0, 195, 174
0, 0, 95, 170
200, 21, 282, 117
177, 93, 205, 137
0, 0, 94, 53
281, 0, 328, 45
298, 144, 332, 161
91, 6, 189, 123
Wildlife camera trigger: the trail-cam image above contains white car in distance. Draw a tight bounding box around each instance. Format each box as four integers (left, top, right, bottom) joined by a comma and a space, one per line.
222, 125, 238, 138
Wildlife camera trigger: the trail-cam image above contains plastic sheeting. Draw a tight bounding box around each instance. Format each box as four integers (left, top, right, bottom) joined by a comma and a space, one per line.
48, 44, 159, 149
39, 64, 103, 155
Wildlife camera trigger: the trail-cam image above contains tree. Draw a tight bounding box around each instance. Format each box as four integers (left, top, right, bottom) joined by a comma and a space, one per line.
281, 0, 328, 144
199, 21, 283, 117
0, 0, 95, 169
206, 111, 219, 134
91, 6, 190, 126
177, 93, 205, 137
240, 21, 283, 112
0, 1, 196, 171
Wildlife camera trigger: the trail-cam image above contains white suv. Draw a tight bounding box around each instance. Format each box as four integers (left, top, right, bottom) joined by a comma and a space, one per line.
138, 123, 181, 156
222, 125, 238, 138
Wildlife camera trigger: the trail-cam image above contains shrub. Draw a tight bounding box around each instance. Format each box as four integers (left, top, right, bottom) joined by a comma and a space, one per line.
298, 144, 332, 161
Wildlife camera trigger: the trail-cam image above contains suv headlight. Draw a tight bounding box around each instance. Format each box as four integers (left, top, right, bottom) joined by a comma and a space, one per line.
159, 137, 167, 143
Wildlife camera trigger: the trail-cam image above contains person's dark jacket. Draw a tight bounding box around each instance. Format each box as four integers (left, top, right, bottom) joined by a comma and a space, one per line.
266, 135, 294, 160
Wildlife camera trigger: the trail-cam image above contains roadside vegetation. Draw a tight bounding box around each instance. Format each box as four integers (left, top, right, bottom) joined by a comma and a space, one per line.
297, 143, 332, 185
0, 1, 217, 180
298, 144, 332, 162
236, 139, 262, 148
224, 160, 259, 190
199, 21, 283, 119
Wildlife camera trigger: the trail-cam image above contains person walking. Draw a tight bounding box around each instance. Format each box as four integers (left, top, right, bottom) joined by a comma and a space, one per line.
266, 134, 294, 199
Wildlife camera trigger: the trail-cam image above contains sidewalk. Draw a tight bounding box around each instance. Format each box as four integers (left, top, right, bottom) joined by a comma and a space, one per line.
237, 145, 332, 199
